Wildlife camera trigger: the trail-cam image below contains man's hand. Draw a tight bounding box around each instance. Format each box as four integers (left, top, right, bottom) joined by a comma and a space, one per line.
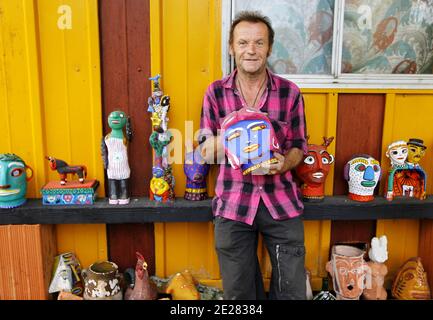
200, 135, 225, 164
263, 148, 304, 175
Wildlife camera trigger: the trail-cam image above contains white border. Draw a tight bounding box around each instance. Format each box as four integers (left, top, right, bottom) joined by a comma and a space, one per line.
223, 0, 433, 89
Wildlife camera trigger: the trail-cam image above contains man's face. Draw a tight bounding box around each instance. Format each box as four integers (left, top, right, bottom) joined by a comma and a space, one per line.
230, 21, 271, 76
407, 144, 425, 164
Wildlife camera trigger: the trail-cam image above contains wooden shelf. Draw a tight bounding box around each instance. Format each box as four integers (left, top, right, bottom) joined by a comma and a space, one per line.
1, 196, 433, 225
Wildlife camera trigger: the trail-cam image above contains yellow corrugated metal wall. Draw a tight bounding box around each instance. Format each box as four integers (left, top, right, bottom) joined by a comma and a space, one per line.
3, 0, 433, 293
150, 0, 433, 291
0, 0, 107, 268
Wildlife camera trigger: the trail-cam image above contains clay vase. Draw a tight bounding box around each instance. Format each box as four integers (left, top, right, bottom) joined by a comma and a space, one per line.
363, 261, 388, 300
82, 261, 122, 300
326, 245, 367, 300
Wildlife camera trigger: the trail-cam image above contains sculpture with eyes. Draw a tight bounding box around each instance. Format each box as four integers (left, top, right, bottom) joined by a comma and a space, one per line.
325, 245, 367, 300
183, 142, 210, 201
0, 153, 33, 208
101, 110, 132, 205
344, 154, 381, 202
295, 137, 334, 202
221, 107, 279, 175
148, 75, 175, 202
385, 140, 426, 201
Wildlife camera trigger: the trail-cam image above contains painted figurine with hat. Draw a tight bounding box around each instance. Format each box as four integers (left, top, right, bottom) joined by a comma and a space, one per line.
385, 138, 427, 201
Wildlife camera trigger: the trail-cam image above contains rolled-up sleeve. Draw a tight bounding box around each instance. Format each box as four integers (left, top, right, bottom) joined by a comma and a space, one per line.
199, 85, 219, 142
284, 93, 308, 154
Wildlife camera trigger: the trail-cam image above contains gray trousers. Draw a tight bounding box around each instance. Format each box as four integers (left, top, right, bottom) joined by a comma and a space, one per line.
214, 201, 306, 300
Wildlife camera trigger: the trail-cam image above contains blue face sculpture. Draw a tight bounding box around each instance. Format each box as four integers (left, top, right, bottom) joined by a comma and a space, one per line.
0, 153, 33, 208
224, 119, 277, 175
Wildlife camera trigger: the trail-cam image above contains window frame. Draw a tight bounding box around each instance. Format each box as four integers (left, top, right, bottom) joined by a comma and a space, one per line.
222, 0, 433, 89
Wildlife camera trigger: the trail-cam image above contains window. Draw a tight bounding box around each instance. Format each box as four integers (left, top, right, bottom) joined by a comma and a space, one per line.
222, 0, 433, 88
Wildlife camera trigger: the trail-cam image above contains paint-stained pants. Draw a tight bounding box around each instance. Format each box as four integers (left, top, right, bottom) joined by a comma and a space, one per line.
214, 200, 306, 300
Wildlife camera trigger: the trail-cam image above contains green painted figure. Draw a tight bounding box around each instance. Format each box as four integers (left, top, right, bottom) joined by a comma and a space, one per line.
0, 153, 33, 208
101, 111, 132, 205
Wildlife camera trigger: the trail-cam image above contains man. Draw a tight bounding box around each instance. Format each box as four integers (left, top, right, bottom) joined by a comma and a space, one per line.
199, 11, 307, 300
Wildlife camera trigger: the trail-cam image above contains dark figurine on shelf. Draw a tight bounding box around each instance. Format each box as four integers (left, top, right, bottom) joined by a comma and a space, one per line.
385, 139, 426, 201
0, 153, 33, 209
101, 110, 132, 205
184, 142, 210, 201
295, 136, 334, 202
46, 156, 87, 185
124, 252, 157, 300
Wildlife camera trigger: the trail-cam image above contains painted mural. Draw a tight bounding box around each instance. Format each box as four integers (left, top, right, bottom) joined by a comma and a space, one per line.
343, 0, 433, 74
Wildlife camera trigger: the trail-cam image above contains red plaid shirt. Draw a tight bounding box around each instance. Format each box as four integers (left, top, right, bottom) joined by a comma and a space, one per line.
199, 68, 307, 225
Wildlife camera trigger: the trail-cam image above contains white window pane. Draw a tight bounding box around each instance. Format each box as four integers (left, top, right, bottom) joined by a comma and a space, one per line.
342, 0, 433, 74
234, 0, 335, 75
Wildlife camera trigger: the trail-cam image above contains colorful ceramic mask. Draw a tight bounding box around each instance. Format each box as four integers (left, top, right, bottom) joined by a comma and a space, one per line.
295, 137, 334, 202
392, 257, 431, 300
386, 140, 408, 167
184, 146, 210, 201
407, 138, 427, 166
0, 153, 33, 208
221, 108, 279, 175
326, 245, 367, 300
344, 154, 381, 202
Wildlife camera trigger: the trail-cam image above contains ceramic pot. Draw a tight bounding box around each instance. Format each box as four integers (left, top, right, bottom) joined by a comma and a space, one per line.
82, 261, 122, 300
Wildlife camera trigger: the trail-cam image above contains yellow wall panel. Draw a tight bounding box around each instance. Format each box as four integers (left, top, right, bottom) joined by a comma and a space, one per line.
0, 0, 107, 270
56, 224, 107, 268
376, 93, 433, 288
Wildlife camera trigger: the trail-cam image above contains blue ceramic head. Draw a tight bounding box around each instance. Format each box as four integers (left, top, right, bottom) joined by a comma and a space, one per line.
0, 153, 33, 208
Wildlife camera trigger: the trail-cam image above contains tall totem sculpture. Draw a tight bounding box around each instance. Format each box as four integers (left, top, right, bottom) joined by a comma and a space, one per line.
148, 75, 175, 202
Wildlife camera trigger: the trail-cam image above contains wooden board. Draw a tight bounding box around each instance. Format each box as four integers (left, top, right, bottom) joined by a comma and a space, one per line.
331, 94, 386, 248
99, 0, 155, 274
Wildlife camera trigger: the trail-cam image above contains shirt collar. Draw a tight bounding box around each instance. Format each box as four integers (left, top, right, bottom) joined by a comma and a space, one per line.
222, 68, 277, 91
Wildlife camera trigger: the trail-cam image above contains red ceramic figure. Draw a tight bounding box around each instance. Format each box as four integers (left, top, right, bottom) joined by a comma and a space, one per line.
46, 156, 87, 185
295, 137, 334, 202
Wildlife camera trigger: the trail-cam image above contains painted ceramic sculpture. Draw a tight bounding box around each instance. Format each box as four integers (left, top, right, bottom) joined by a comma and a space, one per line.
184, 143, 210, 201
0, 153, 33, 209
49, 252, 83, 296
46, 156, 87, 185
165, 270, 201, 300
124, 252, 157, 300
363, 236, 388, 300
326, 245, 367, 300
82, 261, 122, 300
392, 257, 431, 300
101, 110, 132, 205
295, 136, 334, 202
148, 74, 175, 202
344, 154, 381, 202
385, 139, 426, 201
221, 107, 280, 175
